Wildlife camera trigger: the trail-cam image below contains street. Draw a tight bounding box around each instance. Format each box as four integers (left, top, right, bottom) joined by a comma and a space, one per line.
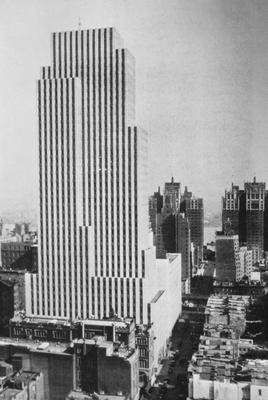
143, 318, 203, 400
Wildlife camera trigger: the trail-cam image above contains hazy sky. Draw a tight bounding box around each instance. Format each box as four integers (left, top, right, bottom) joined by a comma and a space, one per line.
1, 0, 268, 216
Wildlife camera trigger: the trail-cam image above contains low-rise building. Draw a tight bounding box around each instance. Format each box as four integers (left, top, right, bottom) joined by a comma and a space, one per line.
0, 281, 16, 335
0, 363, 44, 400
9, 316, 135, 347
1, 242, 37, 272
0, 337, 73, 400
237, 246, 253, 281
0, 270, 27, 312
73, 337, 139, 400
213, 281, 268, 297
187, 294, 268, 400
135, 325, 154, 381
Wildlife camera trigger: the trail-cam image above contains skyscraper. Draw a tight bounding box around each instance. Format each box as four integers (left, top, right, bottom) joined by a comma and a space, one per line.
175, 213, 191, 292
215, 233, 240, 282
245, 179, 266, 255
25, 28, 181, 327
222, 178, 267, 258
222, 184, 240, 235
148, 188, 163, 235
181, 188, 204, 266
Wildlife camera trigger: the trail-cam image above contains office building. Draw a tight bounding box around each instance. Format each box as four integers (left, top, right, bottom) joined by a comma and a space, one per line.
175, 213, 191, 292
9, 315, 136, 347
215, 233, 240, 282
222, 178, 268, 258
222, 184, 241, 236
149, 179, 203, 267
245, 179, 266, 255
25, 27, 182, 337
0, 337, 73, 400
73, 337, 139, 399
163, 177, 181, 212
0, 280, 17, 335
0, 270, 26, 313
0, 370, 44, 400
181, 187, 204, 265
237, 246, 253, 281
1, 242, 37, 272
135, 324, 154, 381
149, 179, 179, 259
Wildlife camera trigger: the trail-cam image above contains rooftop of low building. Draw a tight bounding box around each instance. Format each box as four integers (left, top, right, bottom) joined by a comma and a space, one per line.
67, 390, 92, 399
10, 314, 134, 329
73, 337, 135, 359
0, 336, 71, 355
10, 370, 41, 384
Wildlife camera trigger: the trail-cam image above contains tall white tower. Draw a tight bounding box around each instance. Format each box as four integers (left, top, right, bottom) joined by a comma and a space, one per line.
26, 28, 154, 323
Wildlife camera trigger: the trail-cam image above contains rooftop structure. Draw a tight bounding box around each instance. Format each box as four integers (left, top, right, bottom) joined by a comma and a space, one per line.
188, 294, 268, 399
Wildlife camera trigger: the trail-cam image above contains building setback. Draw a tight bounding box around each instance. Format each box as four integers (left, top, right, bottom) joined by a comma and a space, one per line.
175, 213, 191, 282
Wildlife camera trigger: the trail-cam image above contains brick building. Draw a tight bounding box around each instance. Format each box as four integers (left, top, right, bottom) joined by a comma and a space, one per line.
73, 337, 139, 400
1, 243, 37, 272
222, 178, 268, 259
215, 233, 240, 282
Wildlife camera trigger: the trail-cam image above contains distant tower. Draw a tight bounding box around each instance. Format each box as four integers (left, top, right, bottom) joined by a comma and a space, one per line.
221, 177, 268, 260
244, 178, 266, 256
222, 184, 240, 236
181, 191, 204, 266
163, 177, 181, 212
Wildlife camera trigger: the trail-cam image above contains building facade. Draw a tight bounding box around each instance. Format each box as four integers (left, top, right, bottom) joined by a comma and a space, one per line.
1, 242, 37, 272
222, 178, 268, 259
215, 234, 240, 282
237, 246, 253, 281
175, 213, 191, 291
25, 28, 181, 331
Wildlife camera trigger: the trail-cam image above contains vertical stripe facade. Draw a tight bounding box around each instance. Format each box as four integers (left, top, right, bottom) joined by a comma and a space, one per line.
29, 28, 150, 324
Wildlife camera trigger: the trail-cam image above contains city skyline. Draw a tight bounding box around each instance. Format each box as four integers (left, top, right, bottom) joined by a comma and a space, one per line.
2, 0, 268, 215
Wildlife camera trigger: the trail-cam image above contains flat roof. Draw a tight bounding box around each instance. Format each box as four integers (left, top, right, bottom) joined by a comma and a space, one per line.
0, 337, 71, 355
10, 316, 133, 329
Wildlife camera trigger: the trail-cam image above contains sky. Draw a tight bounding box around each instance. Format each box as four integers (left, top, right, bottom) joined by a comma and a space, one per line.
1, 0, 268, 217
